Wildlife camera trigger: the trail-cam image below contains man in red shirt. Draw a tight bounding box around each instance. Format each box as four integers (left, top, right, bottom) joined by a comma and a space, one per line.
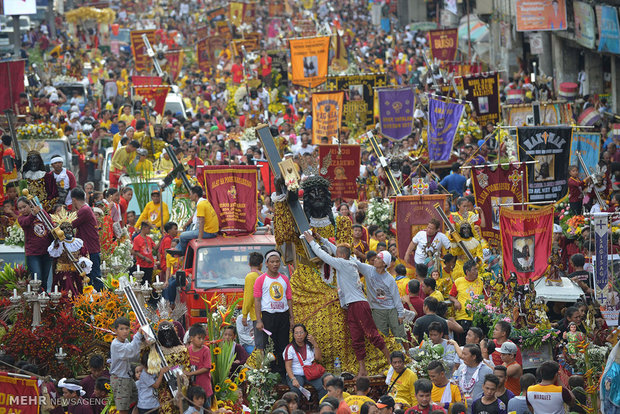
71, 188, 102, 291
491, 320, 523, 367
260, 51, 272, 87
133, 222, 156, 285
406, 378, 446, 414
119, 187, 133, 226
231, 56, 244, 84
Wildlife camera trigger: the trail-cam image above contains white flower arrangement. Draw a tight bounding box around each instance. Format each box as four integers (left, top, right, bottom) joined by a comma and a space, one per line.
5, 223, 24, 247
240, 127, 257, 142
102, 240, 134, 271
364, 198, 394, 234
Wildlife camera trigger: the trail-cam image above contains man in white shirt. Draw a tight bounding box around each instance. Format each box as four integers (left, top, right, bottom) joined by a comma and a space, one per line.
404, 219, 451, 265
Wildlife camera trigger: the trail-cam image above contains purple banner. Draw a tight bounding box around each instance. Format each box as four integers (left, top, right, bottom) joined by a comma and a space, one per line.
378, 88, 415, 140
427, 98, 465, 161
594, 213, 608, 290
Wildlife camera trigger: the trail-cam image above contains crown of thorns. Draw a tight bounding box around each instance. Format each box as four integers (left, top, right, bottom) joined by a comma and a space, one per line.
301, 175, 331, 191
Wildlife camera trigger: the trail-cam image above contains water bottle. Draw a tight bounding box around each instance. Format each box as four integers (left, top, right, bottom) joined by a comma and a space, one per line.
334, 357, 341, 377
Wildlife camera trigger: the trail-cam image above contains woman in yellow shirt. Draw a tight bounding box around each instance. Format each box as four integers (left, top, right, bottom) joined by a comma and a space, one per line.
135, 149, 154, 174
118, 104, 134, 124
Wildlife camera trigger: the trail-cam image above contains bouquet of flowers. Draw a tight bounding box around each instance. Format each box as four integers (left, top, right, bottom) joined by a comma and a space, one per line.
408, 334, 445, 378
239, 127, 257, 142
17, 123, 60, 140
72, 288, 133, 342
510, 326, 560, 349
364, 198, 394, 234
5, 223, 24, 247
467, 293, 502, 329
102, 240, 134, 272
244, 340, 280, 414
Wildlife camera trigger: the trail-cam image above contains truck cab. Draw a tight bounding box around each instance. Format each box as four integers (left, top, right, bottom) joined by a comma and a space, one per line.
178, 233, 289, 327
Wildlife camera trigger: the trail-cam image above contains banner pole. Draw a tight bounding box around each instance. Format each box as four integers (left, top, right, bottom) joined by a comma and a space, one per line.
460, 160, 539, 170
499, 201, 554, 207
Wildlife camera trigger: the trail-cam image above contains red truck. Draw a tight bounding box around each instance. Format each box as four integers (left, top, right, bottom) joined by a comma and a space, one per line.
177, 232, 290, 327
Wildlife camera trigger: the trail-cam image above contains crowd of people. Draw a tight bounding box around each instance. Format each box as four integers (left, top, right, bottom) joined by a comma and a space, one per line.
2, 0, 620, 413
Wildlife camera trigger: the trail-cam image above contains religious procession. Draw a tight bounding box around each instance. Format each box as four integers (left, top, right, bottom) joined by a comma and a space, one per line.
1, 0, 620, 413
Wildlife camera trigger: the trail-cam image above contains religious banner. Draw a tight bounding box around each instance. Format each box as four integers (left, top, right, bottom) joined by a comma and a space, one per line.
296, 19, 317, 37
166, 50, 184, 82
326, 73, 387, 128
206, 6, 227, 25
133, 85, 170, 115
232, 38, 260, 57
197, 26, 208, 40
130, 29, 156, 72
377, 87, 415, 141
504, 102, 573, 126
463, 72, 501, 125
0, 60, 25, 113
393, 194, 450, 263
472, 164, 528, 248
593, 214, 609, 291
500, 205, 554, 285
0, 372, 40, 414
203, 166, 258, 236
269, 0, 285, 16
444, 61, 483, 76
428, 29, 458, 61
517, 126, 572, 202
132, 76, 162, 86
427, 98, 465, 162
196, 37, 210, 73
206, 36, 227, 65
330, 34, 348, 72
597, 5, 620, 54
516, 0, 567, 31
267, 50, 288, 85
569, 132, 600, 175
592, 253, 620, 327
289, 36, 330, 88
318, 145, 361, 199
311, 91, 344, 144
244, 2, 257, 21
573, 1, 596, 49
229, 2, 245, 27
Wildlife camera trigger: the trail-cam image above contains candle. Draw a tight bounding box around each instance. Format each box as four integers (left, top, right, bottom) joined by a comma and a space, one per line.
59, 347, 63, 354
145, 281, 149, 288
27, 284, 31, 292
156, 275, 160, 283
137, 265, 140, 272
102, 262, 107, 270
13, 289, 17, 298
33, 273, 37, 281
54, 285, 58, 294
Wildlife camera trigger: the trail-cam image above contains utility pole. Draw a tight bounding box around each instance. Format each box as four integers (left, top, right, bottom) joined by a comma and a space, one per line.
11, 15, 21, 54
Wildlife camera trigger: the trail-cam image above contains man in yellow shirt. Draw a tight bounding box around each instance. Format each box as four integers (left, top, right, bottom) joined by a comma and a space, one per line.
344, 377, 375, 412
427, 360, 466, 411
384, 351, 418, 408
242, 252, 263, 348
422, 277, 444, 302
135, 189, 170, 230
135, 148, 154, 174
110, 140, 139, 188
169, 185, 219, 256
112, 120, 127, 152
449, 259, 484, 345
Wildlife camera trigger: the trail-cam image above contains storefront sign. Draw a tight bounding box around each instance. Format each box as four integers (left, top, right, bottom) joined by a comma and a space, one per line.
597, 5, 620, 54
574, 1, 596, 49
516, 0, 567, 31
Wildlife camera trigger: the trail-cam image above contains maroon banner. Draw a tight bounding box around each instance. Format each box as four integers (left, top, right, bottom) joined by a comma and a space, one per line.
203, 166, 258, 236
197, 37, 210, 73
0, 372, 40, 414
318, 144, 360, 200
500, 205, 554, 284
133, 86, 170, 115
428, 29, 458, 61
166, 50, 183, 82
393, 194, 450, 263
471, 164, 528, 248
132, 76, 162, 86
130, 30, 156, 72
197, 26, 208, 40
0, 60, 24, 113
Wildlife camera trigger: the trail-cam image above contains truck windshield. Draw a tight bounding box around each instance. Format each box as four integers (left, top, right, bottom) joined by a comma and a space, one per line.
195, 245, 289, 289
19, 140, 68, 165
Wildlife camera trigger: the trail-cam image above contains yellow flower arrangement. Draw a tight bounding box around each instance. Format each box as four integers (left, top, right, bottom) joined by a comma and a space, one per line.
238, 371, 246, 382
105, 301, 116, 311
224, 379, 232, 384
103, 333, 114, 343
83, 286, 94, 294
104, 382, 111, 391
72, 290, 132, 342
213, 347, 222, 355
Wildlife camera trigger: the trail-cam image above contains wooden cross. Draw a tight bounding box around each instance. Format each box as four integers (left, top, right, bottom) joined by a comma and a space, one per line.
256, 125, 318, 262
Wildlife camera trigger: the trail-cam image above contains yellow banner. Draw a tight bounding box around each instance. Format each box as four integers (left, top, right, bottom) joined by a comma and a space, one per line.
289, 36, 330, 88
312, 91, 344, 144
229, 2, 244, 27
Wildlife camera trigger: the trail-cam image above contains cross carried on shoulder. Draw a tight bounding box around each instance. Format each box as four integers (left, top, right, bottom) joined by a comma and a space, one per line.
256, 125, 318, 262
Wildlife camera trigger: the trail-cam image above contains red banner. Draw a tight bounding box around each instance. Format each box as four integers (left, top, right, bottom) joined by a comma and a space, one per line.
472, 164, 528, 248
197, 26, 208, 40
196, 37, 210, 73
130, 30, 156, 72
0, 372, 40, 414
0, 60, 25, 113
257, 160, 276, 195
133, 86, 170, 115
428, 29, 458, 61
203, 166, 258, 236
393, 194, 450, 264
318, 145, 360, 200
132, 76, 162, 86
500, 205, 553, 284
166, 50, 184, 81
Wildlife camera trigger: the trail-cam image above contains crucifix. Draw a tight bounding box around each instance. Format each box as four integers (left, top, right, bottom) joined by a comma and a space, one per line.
366, 130, 403, 196
255, 125, 318, 262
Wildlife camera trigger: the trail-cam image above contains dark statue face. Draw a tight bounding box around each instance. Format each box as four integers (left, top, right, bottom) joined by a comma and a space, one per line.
157, 322, 182, 348
25, 153, 45, 173
460, 223, 473, 239
61, 223, 74, 240
303, 183, 333, 220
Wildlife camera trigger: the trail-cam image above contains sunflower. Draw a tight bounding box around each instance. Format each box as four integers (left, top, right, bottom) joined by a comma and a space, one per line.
224, 379, 232, 384
83, 286, 94, 294
129, 311, 136, 320
111, 279, 120, 288
211, 363, 216, 372
228, 383, 238, 392
104, 382, 111, 391
238, 372, 246, 382
214, 385, 221, 393
105, 301, 116, 310
213, 347, 221, 355
103, 333, 114, 342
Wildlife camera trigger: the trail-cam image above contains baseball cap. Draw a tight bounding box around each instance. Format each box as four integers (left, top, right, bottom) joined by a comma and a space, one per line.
376, 395, 395, 409
498, 342, 518, 355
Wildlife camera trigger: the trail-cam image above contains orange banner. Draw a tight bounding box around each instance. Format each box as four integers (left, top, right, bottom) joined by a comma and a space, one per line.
134, 85, 170, 115
130, 29, 156, 72
516, 0, 567, 31
290, 36, 330, 88
312, 91, 344, 144
0, 372, 40, 414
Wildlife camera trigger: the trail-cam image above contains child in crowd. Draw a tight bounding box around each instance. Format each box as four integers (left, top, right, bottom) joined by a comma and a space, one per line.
93, 377, 111, 414
471, 374, 506, 414
186, 323, 213, 406
506, 373, 536, 414
110, 317, 143, 414
178, 386, 207, 414
80, 355, 109, 399
134, 353, 169, 414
